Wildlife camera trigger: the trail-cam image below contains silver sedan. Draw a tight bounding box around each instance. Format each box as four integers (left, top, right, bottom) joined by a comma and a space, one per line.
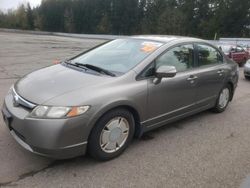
244, 59, 250, 79
2, 36, 239, 161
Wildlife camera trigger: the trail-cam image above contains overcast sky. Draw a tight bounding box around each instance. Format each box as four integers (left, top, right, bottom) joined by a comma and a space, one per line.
0, 0, 41, 11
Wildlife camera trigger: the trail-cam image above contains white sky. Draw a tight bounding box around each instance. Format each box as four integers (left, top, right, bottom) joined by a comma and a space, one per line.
0, 0, 41, 11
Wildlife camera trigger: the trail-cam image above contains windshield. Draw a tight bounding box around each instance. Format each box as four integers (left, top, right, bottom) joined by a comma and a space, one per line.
71, 39, 163, 74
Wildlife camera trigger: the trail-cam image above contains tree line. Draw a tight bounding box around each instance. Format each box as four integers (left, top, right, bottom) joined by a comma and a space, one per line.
0, 0, 250, 39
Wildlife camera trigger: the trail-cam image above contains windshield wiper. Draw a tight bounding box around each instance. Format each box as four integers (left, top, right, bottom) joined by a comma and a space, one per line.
74, 63, 116, 77
63, 60, 87, 70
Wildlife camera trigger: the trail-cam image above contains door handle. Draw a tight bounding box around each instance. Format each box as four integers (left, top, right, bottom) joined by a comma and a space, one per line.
187, 76, 198, 81
217, 70, 224, 74
217, 70, 224, 76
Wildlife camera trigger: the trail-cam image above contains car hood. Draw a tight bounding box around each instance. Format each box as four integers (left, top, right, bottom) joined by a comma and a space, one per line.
15, 64, 113, 105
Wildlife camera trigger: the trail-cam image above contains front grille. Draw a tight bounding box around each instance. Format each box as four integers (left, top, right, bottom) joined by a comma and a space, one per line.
12, 88, 36, 109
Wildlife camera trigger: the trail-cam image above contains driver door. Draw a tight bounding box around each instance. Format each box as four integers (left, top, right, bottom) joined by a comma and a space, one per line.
144, 44, 198, 127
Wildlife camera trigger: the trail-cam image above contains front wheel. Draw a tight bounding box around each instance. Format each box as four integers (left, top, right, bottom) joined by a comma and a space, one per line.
212, 84, 231, 113
88, 108, 135, 161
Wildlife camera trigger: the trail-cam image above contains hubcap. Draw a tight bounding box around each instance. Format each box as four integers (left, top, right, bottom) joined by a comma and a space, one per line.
218, 88, 230, 108
100, 117, 129, 153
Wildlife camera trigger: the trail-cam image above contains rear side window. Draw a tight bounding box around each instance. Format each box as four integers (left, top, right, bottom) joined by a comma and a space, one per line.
155, 44, 194, 72
236, 46, 244, 52
197, 44, 223, 66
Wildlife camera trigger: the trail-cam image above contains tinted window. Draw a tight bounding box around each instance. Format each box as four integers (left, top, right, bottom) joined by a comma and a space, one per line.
140, 62, 155, 78
197, 44, 223, 66
231, 47, 236, 52
236, 46, 244, 52
155, 44, 194, 72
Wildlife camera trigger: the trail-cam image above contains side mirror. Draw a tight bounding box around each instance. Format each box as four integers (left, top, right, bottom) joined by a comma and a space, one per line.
153, 65, 177, 84
155, 65, 177, 78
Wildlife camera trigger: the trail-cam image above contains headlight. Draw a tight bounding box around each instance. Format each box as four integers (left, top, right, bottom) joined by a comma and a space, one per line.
30, 105, 90, 118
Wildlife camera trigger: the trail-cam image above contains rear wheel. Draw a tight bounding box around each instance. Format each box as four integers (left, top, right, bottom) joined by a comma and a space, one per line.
88, 108, 135, 161
212, 84, 231, 113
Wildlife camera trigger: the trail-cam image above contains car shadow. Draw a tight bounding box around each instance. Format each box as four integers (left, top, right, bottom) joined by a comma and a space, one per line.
49, 109, 214, 165
140, 110, 212, 141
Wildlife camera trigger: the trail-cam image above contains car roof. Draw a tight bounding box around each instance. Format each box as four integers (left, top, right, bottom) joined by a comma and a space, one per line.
219, 43, 243, 48
131, 35, 202, 43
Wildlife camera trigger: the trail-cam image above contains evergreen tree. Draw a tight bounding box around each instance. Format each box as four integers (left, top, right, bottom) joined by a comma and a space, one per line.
0, 0, 249, 38
26, 3, 34, 29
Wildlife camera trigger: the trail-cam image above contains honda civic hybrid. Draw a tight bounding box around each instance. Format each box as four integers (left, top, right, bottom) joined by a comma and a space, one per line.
2, 36, 239, 160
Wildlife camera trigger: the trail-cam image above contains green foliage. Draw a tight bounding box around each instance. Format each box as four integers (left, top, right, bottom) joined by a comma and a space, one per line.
0, 0, 249, 38
26, 3, 34, 29
157, 7, 185, 35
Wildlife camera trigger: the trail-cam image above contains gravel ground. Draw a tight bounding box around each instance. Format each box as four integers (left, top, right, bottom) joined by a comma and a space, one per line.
0, 32, 250, 188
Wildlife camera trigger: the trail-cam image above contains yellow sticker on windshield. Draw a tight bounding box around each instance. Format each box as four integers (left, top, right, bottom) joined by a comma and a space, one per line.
140, 42, 162, 53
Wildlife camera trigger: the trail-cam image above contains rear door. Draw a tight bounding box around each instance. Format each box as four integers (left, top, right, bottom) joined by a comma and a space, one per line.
194, 43, 226, 107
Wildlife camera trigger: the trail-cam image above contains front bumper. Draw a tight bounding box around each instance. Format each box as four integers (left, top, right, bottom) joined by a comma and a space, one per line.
1, 93, 91, 159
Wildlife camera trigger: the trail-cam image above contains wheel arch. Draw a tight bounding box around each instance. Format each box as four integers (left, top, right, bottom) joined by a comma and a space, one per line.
88, 102, 144, 141
116, 105, 142, 138
226, 81, 234, 101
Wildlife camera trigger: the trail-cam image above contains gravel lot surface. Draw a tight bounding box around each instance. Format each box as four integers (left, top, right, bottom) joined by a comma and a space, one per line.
0, 32, 250, 188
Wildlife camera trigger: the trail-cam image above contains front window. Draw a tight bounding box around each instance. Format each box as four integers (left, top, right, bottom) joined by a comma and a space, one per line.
155, 44, 194, 72
71, 39, 163, 74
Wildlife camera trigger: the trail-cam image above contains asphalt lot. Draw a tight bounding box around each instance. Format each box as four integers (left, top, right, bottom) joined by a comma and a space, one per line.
0, 32, 250, 188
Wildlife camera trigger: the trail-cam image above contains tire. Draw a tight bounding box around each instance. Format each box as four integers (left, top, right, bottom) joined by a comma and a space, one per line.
88, 108, 135, 161
212, 84, 231, 113
239, 62, 244, 67
240, 58, 247, 67
245, 75, 250, 80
